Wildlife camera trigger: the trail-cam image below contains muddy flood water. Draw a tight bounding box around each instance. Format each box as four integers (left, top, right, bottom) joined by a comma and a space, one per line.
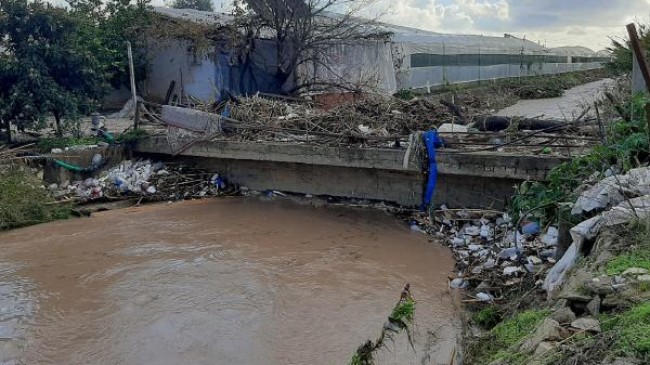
0, 199, 458, 365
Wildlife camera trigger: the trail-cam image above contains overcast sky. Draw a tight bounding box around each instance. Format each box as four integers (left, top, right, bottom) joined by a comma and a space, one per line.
366, 0, 650, 51
50, 0, 650, 51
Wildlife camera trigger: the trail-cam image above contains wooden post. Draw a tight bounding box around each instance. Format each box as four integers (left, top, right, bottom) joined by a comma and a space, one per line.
594, 102, 607, 145
627, 23, 650, 93
627, 23, 650, 143
127, 41, 139, 130
134, 100, 140, 130
646, 103, 650, 144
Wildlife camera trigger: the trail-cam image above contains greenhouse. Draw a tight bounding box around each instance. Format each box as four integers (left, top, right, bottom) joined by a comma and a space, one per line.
146, 7, 611, 100
382, 23, 610, 91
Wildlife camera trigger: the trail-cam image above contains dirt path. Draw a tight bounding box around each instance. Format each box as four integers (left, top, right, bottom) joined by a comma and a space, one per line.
0, 198, 458, 365
496, 78, 616, 120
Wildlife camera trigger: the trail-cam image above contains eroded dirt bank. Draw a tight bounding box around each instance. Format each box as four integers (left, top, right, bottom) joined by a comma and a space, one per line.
0, 198, 458, 365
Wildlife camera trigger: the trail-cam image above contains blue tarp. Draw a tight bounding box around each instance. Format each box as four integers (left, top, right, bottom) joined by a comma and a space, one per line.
422, 130, 444, 210
215, 49, 283, 98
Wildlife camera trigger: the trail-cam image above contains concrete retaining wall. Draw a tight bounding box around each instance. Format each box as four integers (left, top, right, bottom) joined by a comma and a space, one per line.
135, 137, 566, 208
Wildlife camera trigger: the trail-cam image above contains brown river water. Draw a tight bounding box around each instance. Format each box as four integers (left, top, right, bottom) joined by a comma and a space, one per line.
0, 198, 458, 365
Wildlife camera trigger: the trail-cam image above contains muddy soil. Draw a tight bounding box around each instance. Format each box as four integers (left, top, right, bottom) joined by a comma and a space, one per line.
0, 198, 458, 365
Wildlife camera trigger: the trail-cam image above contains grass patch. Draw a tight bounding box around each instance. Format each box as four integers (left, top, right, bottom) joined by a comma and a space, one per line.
492, 310, 549, 345
603, 303, 650, 361
473, 305, 503, 330
606, 219, 650, 276
389, 299, 415, 324
115, 128, 149, 144
37, 136, 100, 152
467, 309, 549, 364
0, 168, 71, 230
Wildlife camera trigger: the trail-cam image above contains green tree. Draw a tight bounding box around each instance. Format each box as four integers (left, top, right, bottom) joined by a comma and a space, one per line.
171, 0, 214, 12
0, 0, 108, 135
0, 0, 150, 137
606, 22, 650, 75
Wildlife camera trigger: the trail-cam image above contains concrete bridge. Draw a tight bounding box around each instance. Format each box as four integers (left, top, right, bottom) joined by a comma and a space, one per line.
135, 136, 565, 209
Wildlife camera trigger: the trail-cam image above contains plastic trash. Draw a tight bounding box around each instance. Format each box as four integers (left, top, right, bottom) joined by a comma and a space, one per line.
497, 247, 519, 259
450, 278, 468, 289
451, 237, 466, 247
522, 221, 540, 235
503, 266, 520, 276
541, 226, 559, 246
468, 244, 481, 252
437, 123, 469, 133
480, 225, 492, 238
410, 223, 426, 234
483, 259, 496, 270
465, 226, 481, 236
476, 292, 494, 302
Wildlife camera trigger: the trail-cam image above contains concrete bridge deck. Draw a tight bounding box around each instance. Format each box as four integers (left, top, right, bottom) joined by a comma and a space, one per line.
135, 137, 567, 209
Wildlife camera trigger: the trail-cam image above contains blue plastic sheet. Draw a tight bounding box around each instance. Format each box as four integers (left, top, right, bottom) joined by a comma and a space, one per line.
422, 130, 444, 210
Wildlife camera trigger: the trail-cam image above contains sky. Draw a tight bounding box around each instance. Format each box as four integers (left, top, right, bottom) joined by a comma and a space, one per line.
50, 0, 650, 51
362, 0, 650, 51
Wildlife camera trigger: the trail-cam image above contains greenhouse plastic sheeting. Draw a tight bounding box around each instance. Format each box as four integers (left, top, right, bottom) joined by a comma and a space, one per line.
572, 167, 650, 215
295, 40, 397, 94
544, 196, 650, 294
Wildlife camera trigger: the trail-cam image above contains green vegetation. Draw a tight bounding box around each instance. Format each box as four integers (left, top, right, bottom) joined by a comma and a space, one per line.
473, 305, 503, 330
0, 168, 70, 230
606, 218, 650, 276
394, 89, 415, 101
389, 299, 415, 325
115, 129, 150, 144
603, 303, 650, 361
435, 69, 606, 99
348, 286, 416, 365
468, 310, 549, 364
37, 136, 102, 153
171, 0, 214, 11
0, 0, 150, 135
606, 22, 649, 75
510, 93, 650, 225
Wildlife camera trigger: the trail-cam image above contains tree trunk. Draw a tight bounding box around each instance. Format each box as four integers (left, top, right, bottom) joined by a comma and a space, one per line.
54, 113, 63, 137
0, 120, 9, 143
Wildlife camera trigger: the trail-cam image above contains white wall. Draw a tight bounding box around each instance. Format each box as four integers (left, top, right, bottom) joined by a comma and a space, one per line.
145, 40, 218, 102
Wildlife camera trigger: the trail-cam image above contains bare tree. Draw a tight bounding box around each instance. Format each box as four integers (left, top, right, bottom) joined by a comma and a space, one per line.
230, 0, 389, 95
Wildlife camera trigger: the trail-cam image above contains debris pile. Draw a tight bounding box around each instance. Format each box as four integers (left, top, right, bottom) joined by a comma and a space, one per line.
411, 208, 559, 302
54, 160, 235, 202
172, 94, 599, 154
228, 96, 454, 134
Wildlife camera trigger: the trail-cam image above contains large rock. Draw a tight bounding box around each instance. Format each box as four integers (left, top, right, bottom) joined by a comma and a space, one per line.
571, 317, 601, 333
534, 341, 558, 356
519, 318, 563, 353
601, 296, 633, 311
636, 274, 650, 283
585, 276, 616, 295
551, 307, 577, 324
558, 268, 594, 302
587, 297, 601, 316
622, 268, 649, 276
594, 250, 614, 269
